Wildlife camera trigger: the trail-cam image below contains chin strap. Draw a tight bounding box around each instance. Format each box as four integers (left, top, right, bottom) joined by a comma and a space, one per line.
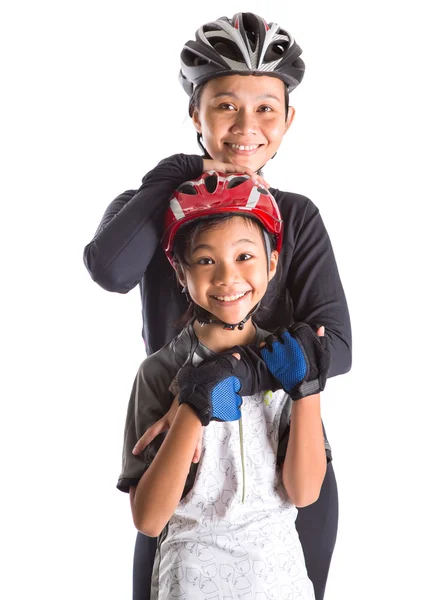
194, 302, 261, 331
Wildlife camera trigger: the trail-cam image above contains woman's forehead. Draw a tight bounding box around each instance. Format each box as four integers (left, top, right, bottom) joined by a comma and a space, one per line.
202, 74, 286, 100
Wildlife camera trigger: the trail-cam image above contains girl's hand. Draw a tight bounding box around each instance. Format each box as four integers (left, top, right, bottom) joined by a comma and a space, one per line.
132, 396, 204, 463
202, 159, 270, 189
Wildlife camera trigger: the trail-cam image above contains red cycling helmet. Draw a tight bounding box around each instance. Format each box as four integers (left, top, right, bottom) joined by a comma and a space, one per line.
162, 170, 283, 264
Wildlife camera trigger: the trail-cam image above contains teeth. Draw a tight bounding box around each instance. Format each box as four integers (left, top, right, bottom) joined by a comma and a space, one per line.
213, 292, 248, 302
229, 143, 259, 151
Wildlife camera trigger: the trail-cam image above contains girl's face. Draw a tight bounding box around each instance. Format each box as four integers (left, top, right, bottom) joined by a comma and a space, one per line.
179, 217, 278, 329
192, 74, 295, 172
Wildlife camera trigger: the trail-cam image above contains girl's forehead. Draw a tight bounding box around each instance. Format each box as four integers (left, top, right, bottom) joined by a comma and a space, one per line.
191, 217, 264, 249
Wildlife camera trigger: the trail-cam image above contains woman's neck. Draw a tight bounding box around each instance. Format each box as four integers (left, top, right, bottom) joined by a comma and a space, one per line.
193, 318, 256, 353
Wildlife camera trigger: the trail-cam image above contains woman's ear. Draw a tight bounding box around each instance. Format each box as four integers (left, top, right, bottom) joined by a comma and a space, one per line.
268, 251, 279, 282
192, 108, 202, 134
285, 106, 296, 132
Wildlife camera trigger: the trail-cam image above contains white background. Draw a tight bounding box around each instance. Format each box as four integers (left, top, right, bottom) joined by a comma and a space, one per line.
1, 1, 439, 598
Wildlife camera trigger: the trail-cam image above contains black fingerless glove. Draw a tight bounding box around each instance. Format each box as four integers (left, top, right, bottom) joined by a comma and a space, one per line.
260, 322, 331, 400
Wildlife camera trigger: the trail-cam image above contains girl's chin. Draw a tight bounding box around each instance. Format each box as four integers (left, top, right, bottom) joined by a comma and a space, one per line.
209, 308, 251, 326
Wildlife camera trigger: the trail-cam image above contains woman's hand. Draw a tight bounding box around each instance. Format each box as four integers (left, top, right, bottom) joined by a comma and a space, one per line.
202, 159, 270, 189
132, 396, 204, 463
260, 324, 329, 400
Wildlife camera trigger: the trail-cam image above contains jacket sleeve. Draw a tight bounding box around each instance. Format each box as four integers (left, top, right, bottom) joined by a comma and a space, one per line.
285, 198, 352, 379
83, 153, 204, 293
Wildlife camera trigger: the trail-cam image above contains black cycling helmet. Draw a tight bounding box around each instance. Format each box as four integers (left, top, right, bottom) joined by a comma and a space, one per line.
179, 12, 305, 97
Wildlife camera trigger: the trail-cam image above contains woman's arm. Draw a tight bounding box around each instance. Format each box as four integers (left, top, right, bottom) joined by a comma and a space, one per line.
281, 394, 327, 507
129, 403, 202, 537
281, 195, 352, 378
83, 154, 203, 293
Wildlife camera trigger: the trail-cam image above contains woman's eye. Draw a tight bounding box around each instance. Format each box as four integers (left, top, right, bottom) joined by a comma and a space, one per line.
218, 103, 235, 111
258, 105, 273, 113
238, 253, 252, 261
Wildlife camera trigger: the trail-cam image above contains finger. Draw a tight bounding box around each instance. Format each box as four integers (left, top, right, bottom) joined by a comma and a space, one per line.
231, 352, 241, 360
192, 430, 203, 463
259, 341, 266, 348
255, 175, 270, 188
132, 420, 167, 454
316, 326, 325, 337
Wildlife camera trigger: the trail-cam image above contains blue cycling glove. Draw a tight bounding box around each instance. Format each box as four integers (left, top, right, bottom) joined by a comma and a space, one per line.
260, 322, 331, 401
177, 346, 277, 425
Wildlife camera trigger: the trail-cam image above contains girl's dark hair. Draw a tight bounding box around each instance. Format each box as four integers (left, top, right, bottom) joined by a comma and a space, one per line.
172, 214, 281, 328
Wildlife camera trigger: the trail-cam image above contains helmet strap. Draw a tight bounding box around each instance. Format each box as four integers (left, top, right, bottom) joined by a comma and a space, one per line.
194, 302, 261, 331
196, 133, 211, 157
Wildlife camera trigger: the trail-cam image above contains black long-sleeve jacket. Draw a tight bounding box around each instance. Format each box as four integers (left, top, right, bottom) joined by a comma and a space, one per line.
84, 153, 352, 378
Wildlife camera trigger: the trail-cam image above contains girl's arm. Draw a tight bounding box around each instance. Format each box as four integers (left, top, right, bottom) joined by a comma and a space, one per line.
281, 394, 327, 507
129, 403, 202, 537
83, 154, 203, 293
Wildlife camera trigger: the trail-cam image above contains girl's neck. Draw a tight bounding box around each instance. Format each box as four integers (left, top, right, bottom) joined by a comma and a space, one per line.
193, 318, 257, 353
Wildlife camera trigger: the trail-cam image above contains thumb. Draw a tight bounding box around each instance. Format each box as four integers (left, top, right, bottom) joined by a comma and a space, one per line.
316, 326, 325, 337
231, 353, 241, 360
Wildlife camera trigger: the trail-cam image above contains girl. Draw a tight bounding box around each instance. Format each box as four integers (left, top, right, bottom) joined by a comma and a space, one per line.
85, 12, 351, 599
117, 171, 329, 599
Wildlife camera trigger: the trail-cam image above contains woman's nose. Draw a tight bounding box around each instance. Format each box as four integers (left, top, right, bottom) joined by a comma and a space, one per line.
231, 110, 257, 135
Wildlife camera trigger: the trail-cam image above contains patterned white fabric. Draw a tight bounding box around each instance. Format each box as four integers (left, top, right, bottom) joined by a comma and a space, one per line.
152, 389, 315, 600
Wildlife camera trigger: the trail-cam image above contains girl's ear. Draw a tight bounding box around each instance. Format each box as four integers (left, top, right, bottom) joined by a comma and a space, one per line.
173, 263, 187, 288
268, 251, 279, 282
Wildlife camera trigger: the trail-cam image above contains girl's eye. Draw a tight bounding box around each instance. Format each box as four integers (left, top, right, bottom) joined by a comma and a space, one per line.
197, 257, 214, 265
238, 253, 252, 261
258, 105, 273, 113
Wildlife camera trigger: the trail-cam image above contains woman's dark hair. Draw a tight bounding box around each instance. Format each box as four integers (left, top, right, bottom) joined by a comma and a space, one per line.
171, 214, 280, 328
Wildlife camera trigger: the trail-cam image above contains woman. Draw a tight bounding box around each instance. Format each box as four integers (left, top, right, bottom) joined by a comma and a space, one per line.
84, 12, 351, 600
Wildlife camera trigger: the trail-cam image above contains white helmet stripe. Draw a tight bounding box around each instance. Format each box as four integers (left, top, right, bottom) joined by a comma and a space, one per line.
246, 186, 261, 209
169, 197, 185, 220
258, 23, 282, 69
216, 21, 253, 70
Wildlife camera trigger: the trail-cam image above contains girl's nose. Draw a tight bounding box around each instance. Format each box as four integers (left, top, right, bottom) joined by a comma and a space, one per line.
213, 261, 239, 285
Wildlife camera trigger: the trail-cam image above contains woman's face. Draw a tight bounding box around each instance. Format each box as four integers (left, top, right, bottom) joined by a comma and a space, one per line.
192, 74, 295, 172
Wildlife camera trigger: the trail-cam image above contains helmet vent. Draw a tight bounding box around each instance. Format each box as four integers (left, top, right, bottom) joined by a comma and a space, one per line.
264, 41, 289, 61
210, 38, 245, 62
242, 13, 259, 51
205, 174, 218, 193
227, 177, 248, 189
181, 48, 208, 67
178, 184, 197, 195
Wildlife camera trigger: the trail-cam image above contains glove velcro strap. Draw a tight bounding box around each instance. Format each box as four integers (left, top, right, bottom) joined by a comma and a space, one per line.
291, 378, 321, 401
